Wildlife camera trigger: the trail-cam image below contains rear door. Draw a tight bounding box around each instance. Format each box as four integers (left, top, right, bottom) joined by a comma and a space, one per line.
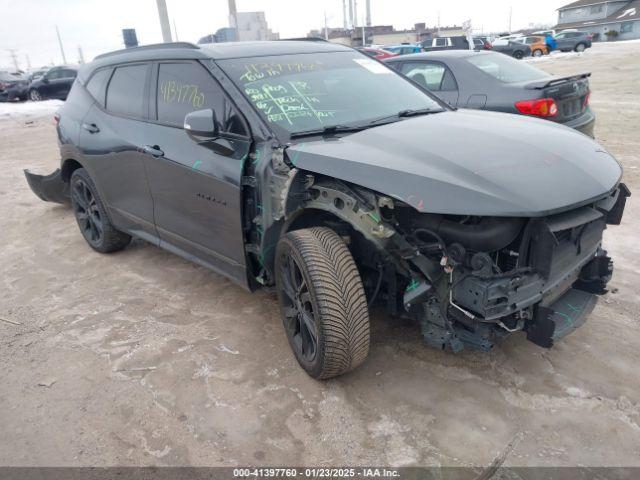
142, 60, 251, 283
399, 60, 460, 106
78, 63, 157, 241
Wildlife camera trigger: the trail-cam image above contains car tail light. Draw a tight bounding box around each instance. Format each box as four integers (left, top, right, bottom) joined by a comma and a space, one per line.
0, 82, 8, 90
484, 42, 492, 49
515, 98, 558, 117
584, 92, 591, 107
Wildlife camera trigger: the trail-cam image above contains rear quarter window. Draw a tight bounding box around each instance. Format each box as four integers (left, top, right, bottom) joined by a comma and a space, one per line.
86, 68, 112, 107
106, 64, 149, 118
466, 54, 549, 83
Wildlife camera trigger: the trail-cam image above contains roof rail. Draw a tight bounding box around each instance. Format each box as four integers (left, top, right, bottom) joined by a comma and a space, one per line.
279, 37, 328, 42
94, 42, 199, 60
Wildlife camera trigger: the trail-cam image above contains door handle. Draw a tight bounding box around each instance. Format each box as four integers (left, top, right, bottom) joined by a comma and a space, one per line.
82, 123, 100, 134
143, 144, 164, 157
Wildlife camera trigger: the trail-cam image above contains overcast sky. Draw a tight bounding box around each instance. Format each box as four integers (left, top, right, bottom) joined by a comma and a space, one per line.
1, 0, 568, 69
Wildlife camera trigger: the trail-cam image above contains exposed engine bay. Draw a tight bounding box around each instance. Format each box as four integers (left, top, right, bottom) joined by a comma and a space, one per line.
248, 146, 630, 352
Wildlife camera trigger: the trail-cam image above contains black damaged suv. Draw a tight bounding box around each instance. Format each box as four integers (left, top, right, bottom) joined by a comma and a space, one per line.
26, 41, 628, 379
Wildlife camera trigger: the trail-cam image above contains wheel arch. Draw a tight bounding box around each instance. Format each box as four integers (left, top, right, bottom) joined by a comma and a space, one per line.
61, 158, 84, 183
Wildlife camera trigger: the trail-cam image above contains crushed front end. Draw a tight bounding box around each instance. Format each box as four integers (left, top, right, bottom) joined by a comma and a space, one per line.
390, 183, 630, 351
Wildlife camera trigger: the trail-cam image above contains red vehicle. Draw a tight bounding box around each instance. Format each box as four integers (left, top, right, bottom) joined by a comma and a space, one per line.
358, 47, 397, 60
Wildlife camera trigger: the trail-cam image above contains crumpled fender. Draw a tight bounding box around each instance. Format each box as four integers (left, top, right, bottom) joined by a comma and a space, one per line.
23, 169, 70, 204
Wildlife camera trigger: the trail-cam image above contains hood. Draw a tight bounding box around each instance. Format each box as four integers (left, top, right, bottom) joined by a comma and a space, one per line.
286, 109, 622, 217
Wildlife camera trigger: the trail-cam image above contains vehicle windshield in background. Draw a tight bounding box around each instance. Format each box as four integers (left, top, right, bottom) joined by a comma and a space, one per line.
218, 51, 444, 135
466, 54, 550, 83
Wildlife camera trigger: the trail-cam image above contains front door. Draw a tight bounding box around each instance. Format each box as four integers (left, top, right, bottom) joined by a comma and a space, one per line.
142, 61, 251, 284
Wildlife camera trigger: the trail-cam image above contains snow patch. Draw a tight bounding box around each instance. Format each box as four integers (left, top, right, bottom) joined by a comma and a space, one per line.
0, 100, 63, 119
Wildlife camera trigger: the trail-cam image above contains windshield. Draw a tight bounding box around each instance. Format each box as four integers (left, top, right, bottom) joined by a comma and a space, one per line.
217, 51, 443, 136
466, 53, 550, 83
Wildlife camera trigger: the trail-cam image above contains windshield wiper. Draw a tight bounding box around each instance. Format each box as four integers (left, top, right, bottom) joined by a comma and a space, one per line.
290, 124, 366, 139
368, 108, 441, 126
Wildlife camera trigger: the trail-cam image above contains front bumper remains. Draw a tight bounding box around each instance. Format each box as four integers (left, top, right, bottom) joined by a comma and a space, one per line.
428, 183, 630, 351
24, 169, 70, 204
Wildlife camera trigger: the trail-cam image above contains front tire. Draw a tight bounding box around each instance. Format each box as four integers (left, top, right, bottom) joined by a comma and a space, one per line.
533, 49, 543, 57
29, 89, 42, 101
513, 50, 524, 59
275, 227, 370, 379
70, 168, 131, 253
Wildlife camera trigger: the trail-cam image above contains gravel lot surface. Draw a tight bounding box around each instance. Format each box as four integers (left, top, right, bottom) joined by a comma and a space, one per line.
1, 41, 639, 468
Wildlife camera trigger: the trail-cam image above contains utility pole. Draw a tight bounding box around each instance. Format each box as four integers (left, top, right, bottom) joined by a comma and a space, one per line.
173, 19, 179, 41
508, 6, 513, 33
55, 25, 67, 64
324, 11, 329, 40
353, 0, 358, 28
77, 45, 85, 64
342, 0, 347, 29
25, 53, 32, 70
365, 0, 371, 27
155, 0, 173, 43
7, 49, 19, 71
348, 0, 354, 28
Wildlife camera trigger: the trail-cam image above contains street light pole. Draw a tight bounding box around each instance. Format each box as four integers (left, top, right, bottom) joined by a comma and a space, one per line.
55, 25, 67, 64
155, 0, 173, 43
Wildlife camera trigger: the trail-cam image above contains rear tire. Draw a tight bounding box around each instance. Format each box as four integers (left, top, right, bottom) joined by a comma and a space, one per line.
533, 49, 543, 57
513, 50, 524, 59
575, 43, 586, 52
275, 227, 370, 379
70, 168, 131, 253
29, 89, 42, 101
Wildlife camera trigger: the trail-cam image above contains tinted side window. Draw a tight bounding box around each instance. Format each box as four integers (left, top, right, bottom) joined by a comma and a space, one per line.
60, 69, 77, 79
86, 68, 112, 107
46, 70, 62, 80
435, 38, 447, 47
156, 62, 246, 135
106, 64, 149, 118
401, 62, 457, 92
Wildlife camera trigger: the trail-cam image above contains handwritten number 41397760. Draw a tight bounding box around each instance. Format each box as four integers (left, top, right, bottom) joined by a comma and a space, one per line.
160, 81, 205, 108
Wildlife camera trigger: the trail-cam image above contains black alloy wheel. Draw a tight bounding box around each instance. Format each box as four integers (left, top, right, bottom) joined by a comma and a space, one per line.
72, 176, 104, 248
279, 249, 319, 363
70, 168, 131, 253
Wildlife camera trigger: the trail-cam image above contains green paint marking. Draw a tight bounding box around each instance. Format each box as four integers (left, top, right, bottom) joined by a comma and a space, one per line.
566, 303, 580, 313
554, 310, 575, 328
289, 150, 301, 166
406, 279, 420, 292
192, 160, 202, 170
368, 212, 381, 223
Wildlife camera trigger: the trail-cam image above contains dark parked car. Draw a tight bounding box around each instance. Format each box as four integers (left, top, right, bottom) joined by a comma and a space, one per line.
28, 66, 78, 101
491, 39, 532, 59
554, 31, 592, 52
25, 41, 628, 379
384, 50, 595, 136
0, 71, 29, 101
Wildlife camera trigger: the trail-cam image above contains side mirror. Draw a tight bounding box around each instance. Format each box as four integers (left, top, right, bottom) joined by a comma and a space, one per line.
184, 108, 218, 138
